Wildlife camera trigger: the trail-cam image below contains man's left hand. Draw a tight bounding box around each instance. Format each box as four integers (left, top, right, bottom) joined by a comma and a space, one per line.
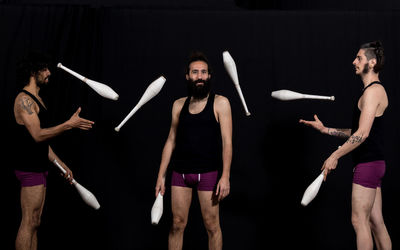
216, 176, 230, 201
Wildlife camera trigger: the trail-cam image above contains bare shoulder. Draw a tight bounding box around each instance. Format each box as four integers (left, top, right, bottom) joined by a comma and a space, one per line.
214, 94, 230, 106
14, 92, 37, 114
173, 97, 187, 109
172, 97, 188, 115
214, 94, 231, 114
363, 84, 387, 98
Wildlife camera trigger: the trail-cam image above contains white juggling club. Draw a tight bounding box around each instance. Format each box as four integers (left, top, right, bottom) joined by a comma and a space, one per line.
301, 172, 324, 206
271, 89, 334, 101
57, 63, 119, 101
151, 192, 163, 225
222, 51, 251, 116
52, 159, 100, 210
115, 76, 166, 132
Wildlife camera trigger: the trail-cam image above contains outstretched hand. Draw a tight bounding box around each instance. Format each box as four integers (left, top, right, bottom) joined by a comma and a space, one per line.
68, 107, 95, 130
299, 114, 326, 133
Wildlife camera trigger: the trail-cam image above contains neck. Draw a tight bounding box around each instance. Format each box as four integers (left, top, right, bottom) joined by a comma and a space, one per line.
360, 72, 379, 88
23, 79, 40, 97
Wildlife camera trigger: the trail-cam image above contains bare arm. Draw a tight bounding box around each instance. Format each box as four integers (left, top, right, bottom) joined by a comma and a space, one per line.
49, 146, 73, 183
321, 88, 382, 180
155, 98, 185, 197
215, 96, 233, 201
14, 94, 94, 143
299, 114, 351, 138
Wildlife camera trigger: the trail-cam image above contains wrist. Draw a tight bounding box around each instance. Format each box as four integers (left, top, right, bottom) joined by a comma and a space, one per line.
63, 121, 72, 130
322, 127, 329, 134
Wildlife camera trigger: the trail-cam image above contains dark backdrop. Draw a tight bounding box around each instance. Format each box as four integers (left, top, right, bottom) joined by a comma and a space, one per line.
1, 1, 399, 250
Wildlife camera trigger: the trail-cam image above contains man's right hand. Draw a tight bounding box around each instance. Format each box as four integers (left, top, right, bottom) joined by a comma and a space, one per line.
67, 107, 95, 130
155, 176, 166, 197
299, 114, 327, 134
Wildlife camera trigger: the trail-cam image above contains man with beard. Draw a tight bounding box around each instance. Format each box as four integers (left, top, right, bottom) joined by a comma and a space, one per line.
13, 51, 94, 250
155, 51, 232, 250
300, 41, 391, 250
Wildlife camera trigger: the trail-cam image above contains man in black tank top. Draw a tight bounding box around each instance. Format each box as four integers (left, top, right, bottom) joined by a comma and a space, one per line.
299, 42, 391, 249
155, 51, 232, 250
13, 51, 95, 250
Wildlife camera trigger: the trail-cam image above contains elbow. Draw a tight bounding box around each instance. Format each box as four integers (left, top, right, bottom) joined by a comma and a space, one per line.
32, 134, 46, 143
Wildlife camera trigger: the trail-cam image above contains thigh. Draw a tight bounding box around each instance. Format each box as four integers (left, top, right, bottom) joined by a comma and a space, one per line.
171, 186, 193, 220
370, 187, 383, 223
352, 183, 376, 218
198, 191, 219, 223
20, 185, 46, 217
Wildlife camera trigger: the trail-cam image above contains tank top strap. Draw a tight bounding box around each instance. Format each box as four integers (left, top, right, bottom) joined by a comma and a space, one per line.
362, 81, 381, 94
21, 89, 47, 111
205, 92, 215, 111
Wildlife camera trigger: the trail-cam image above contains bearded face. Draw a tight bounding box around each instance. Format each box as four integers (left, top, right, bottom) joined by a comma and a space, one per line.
186, 60, 211, 99
186, 77, 211, 99
34, 68, 50, 87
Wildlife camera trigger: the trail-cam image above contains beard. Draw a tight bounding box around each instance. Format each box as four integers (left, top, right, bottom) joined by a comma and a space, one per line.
362, 62, 370, 74
35, 74, 49, 88
186, 77, 211, 99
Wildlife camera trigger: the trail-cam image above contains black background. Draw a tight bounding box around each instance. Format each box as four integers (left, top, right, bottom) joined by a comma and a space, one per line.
1, 1, 399, 249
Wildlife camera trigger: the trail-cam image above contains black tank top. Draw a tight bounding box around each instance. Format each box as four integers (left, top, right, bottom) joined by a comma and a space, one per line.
14, 90, 50, 172
351, 81, 385, 164
171, 93, 222, 173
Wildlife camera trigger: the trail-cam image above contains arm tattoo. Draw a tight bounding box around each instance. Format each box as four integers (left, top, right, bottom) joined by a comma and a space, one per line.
19, 97, 34, 115
346, 135, 363, 144
329, 128, 350, 138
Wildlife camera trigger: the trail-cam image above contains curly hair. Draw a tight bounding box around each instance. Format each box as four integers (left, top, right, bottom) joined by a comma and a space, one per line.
16, 50, 51, 88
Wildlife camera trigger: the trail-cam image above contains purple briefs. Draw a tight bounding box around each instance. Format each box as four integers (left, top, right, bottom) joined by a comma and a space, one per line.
353, 160, 385, 189
172, 170, 218, 191
15, 170, 48, 187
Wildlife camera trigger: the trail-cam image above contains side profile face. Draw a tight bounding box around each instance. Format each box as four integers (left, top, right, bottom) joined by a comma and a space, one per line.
352, 49, 375, 75
33, 68, 51, 87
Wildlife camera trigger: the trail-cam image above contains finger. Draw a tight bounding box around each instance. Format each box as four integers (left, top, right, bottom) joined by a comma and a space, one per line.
74, 107, 82, 116
80, 118, 95, 124
314, 114, 321, 122
324, 168, 328, 181
215, 183, 220, 195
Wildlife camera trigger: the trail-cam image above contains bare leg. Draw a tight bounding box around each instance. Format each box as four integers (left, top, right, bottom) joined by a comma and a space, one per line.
198, 191, 222, 250
351, 183, 376, 250
369, 187, 391, 250
31, 187, 46, 250
169, 186, 192, 250
16, 185, 46, 250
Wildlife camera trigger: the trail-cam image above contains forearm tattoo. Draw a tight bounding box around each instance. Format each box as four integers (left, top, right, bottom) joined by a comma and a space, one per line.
328, 128, 350, 138
346, 135, 363, 144
19, 97, 34, 115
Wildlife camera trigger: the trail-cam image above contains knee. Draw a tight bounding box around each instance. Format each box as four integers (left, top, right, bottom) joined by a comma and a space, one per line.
171, 216, 187, 233
22, 213, 41, 230
369, 215, 385, 232
203, 216, 220, 235
351, 212, 369, 230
